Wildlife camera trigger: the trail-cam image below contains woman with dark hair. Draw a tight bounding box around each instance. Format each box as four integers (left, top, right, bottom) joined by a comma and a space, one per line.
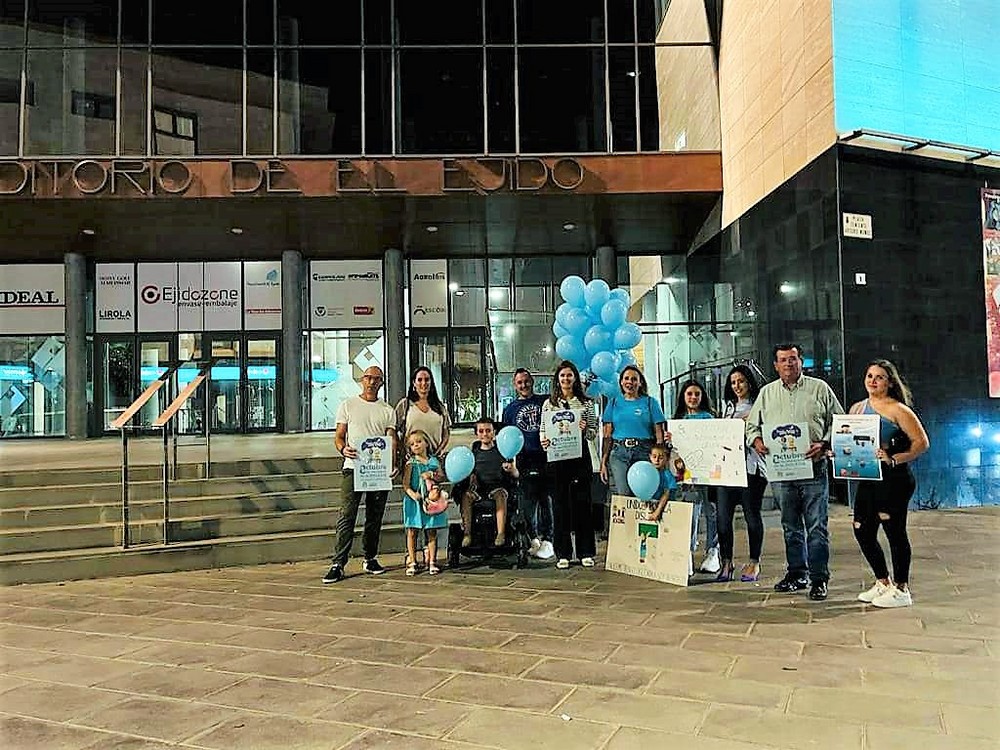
540, 361, 598, 570
395, 366, 451, 460
717, 364, 768, 582
599, 365, 666, 496
666, 379, 718, 574
849, 359, 929, 608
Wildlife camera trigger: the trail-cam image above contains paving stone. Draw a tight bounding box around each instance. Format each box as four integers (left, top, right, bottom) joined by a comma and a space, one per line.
448, 706, 615, 750
648, 671, 790, 709
326, 691, 471, 737
478, 614, 585, 637
211, 650, 341, 680
312, 636, 434, 666
788, 686, 943, 729
557, 686, 707, 733
460, 599, 554, 616
0, 681, 125, 722
547, 606, 651, 625
940, 704, 1000, 740
33, 632, 150, 659
523, 657, 657, 690
427, 672, 572, 711
138, 620, 254, 645
573, 621, 688, 646
219, 628, 338, 653
799, 643, 933, 674
9, 653, 148, 687
749, 621, 865, 646
94, 664, 245, 701
203, 675, 354, 717
0, 714, 107, 750
863, 631, 991, 657
605, 725, 769, 750
865, 723, 998, 750
80, 735, 183, 750
683, 632, 805, 660
73, 696, 242, 743
338, 729, 483, 750
731, 655, 864, 689
371, 608, 479, 628
607, 643, 735, 674
122, 641, 253, 669
2, 606, 87, 628
699, 705, 863, 749
186, 713, 363, 750
500, 634, 619, 662
859, 671, 999, 707
310, 662, 451, 696
412, 647, 539, 677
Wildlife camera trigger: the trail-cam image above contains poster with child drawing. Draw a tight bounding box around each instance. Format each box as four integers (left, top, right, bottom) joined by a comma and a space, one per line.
606, 495, 694, 587
831, 414, 882, 481
666, 418, 747, 487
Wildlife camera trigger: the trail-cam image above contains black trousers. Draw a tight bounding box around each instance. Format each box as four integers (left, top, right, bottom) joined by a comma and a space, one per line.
547, 454, 596, 561
853, 465, 915, 584
717, 471, 768, 562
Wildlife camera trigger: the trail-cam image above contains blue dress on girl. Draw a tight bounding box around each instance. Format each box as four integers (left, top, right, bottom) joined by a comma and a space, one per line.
403, 456, 449, 530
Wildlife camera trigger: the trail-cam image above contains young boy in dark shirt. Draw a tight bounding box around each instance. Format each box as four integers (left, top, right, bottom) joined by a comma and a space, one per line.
461, 418, 519, 547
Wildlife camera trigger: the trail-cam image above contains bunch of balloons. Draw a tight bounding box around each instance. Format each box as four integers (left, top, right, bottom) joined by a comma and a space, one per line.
553, 276, 642, 399
444, 426, 525, 483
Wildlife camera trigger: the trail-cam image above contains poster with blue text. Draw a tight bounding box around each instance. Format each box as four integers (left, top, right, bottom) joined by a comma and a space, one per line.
762, 422, 813, 481
832, 414, 881, 481
355, 435, 393, 492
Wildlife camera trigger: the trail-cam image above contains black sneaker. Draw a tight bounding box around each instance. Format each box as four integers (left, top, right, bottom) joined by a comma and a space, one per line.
362, 559, 385, 575
322, 564, 344, 584
808, 581, 829, 601
773, 574, 809, 593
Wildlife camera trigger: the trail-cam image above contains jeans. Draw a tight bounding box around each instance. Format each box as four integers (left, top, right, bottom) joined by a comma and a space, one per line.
703, 488, 718, 550
330, 470, 389, 567
770, 473, 830, 583
519, 469, 552, 541
853, 465, 915, 584
717, 472, 767, 561
676, 485, 706, 553
608, 441, 655, 497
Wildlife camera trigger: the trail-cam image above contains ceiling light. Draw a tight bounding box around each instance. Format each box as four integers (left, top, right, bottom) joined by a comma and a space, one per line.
426, 225, 439, 233
663, 276, 680, 284
230, 227, 244, 235
448, 282, 459, 292
779, 282, 794, 294
454, 289, 466, 297
81, 228, 95, 236
562, 222, 577, 231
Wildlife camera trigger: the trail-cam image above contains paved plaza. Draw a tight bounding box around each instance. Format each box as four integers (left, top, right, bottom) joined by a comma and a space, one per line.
1, 505, 998, 750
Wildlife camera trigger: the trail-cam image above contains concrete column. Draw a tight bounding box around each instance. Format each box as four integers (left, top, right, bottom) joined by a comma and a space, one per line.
596, 245, 617, 287
64, 252, 88, 439
384, 247, 406, 405
281, 250, 304, 433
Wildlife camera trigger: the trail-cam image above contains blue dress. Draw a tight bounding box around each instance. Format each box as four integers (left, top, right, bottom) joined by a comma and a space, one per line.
403, 456, 449, 530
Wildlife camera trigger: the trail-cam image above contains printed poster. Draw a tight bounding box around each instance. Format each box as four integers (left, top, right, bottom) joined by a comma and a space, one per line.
762, 422, 814, 481
355, 435, 393, 492
95, 263, 135, 333
606, 495, 694, 587
0, 264, 65, 334
832, 414, 882, 481
409, 259, 448, 327
310, 260, 384, 329
983, 188, 1000, 398
666, 418, 747, 487
544, 408, 583, 462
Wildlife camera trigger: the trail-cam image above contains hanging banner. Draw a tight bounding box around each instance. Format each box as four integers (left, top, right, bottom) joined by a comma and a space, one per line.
984, 188, 1000, 398
310, 260, 383, 329
244, 261, 282, 330
0, 264, 65, 334
95, 263, 135, 333
409, 259, 448, 327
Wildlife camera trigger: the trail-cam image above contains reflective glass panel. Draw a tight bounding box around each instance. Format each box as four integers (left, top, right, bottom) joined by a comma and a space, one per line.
276, 0, 361, 45
309, 330, 383, 430
0, 335, 66, 438
246, 338, 278, 430
102, 339, 133, 430
152, 0, 243, 45
0, 50, 19, 155
517, 0, 604, 44
120, 47, 148, 154
399, 49, 482, 154
397, 0, 481, 45
452, 334, 484, 423
0, 0, 25, 47
209, 337, 240, 432
247, 49, 274, 155
278, 49, 361, 155
28, 0, 117, 45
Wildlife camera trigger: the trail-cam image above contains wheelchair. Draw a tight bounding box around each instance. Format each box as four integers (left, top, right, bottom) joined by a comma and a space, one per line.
446, 472, 533, 570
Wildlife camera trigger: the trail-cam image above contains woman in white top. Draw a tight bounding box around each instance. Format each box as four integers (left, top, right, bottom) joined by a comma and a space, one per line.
395, 366, 452, 464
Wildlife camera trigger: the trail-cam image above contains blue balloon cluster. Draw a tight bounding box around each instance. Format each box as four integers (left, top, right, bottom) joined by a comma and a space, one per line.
554, 276, 642, 399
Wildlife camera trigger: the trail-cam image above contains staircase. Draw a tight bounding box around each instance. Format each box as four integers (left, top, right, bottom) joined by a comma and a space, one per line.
0, 457, 408, 585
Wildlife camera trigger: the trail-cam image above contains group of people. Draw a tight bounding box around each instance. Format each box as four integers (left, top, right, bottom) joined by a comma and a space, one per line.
322, 343, 929, 609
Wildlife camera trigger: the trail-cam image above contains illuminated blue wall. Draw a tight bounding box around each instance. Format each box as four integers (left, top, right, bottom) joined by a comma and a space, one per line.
833, 0, 1000, 150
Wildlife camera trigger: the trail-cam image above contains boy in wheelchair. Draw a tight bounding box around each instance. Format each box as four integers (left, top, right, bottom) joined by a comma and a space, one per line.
455, 418, 520, 549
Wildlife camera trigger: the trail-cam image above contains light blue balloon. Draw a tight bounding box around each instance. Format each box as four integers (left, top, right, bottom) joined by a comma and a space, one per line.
555, 335, 580, 361
445, 447, 475, 483
609, 288, 631, 307
585, 302, 605, 324
555, 302, 572, 327
560, 276, 586, 306
591, 351, 618, 380
627, 460, 661, 501
584, 325, 613, 356
564, 307, 591, 336
600, 299, 628, 328
584, 279, 611, 308
600, 379, 619, 397
552, 321, 569, 338
618, 350, 637, 368
613, 322, 642, 350
496, 426, 525, 459
585, 378, 603, 399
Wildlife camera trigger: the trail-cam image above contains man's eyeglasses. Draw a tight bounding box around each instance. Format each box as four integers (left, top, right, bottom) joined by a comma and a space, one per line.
362, 374, 383, 382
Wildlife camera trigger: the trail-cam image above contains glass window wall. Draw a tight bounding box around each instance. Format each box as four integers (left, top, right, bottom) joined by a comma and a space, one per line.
0, 335, 66, 437
308, 330, 384, 431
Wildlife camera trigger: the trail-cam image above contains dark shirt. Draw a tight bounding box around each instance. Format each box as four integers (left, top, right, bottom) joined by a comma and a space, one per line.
502, 394, 548, 456
473, 443, 506, 488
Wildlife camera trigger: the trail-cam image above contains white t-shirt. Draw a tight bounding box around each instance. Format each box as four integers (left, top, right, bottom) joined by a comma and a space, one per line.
335, 396, 396, 470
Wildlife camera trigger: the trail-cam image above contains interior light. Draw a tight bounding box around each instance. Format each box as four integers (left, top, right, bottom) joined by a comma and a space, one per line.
448, 282, 459, 292
504, 324, 517, 337
81, 228, 95, 236
454, 289, 466, 297
426, 225, 439, 233
230, 227, 244, 235
779, 282, 794, 294
747, 310, 757, 318
970, 426, 983, 438
489, 288, 505, 301
542, 345, 552, 353
562, 222, 577, 231
663, 276, 680, 284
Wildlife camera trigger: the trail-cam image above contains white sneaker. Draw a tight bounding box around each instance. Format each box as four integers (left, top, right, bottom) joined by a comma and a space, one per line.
700, 546, 721, 574
580, 557, 595, 568
537, 541, 556, 560
857, 580, 892, 603
872, 585, 912, 608
556, 558, 570, 570
528, 538, 542, 555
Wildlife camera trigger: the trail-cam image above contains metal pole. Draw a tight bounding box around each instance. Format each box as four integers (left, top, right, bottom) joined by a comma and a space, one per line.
121, 428, 130, 549
171, 413, 178, 481
205, 369, 212, 478
162, 424, 170, 544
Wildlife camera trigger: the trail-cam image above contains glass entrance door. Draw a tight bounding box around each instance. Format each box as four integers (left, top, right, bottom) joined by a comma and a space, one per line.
410, 329, 488, 425
208, 337, 241, 433
101, 338, 133, 430
138, 338, 172, 426
245, 337, 279, 431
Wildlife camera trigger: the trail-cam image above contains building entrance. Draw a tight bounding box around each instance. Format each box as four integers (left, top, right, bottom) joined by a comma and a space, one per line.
410, 328, 492, 426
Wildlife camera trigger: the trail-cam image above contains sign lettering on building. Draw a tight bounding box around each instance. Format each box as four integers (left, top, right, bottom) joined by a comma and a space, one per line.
0, 264, 65, 334
310, 260, 384, 330
137, 262, 242, 332
409, 260, 448, 327
96, 263, 135, 333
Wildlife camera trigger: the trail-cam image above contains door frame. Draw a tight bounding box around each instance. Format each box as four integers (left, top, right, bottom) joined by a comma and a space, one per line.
409, 327, 489, 427
243, 332, 283, 433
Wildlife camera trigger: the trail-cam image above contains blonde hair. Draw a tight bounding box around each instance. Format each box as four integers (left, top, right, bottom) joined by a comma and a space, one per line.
405, 429, 433, 457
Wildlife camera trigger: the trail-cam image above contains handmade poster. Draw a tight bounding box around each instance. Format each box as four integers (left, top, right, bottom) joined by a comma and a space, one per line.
832, 414, 882, 481
606, 495, 694, 587
355, 435, 393, 492
762, 422, 814, 481
544, 407, 583, 462
666, 418, 747, 487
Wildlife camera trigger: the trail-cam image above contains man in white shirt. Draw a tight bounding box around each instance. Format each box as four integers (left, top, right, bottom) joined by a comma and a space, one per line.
323, 366, 397, 583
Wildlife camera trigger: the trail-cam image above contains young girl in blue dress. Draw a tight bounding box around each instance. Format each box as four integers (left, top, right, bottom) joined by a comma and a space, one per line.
402, 429, 449, 576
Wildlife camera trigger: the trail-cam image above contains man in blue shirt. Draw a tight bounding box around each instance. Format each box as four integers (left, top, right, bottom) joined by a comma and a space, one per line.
502, 368, 554, 559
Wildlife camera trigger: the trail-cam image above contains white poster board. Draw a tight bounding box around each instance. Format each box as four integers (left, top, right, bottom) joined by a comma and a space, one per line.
409, 259, 448, 327
203, 262, 242, 331
0, 264, 65, 334
354, 435, 394, 492
832, 414, 882, 481
666, 418, 748, 487
763, 422, 814, 481
544, 407, 583, 461
606, 495, 694, 587
310, 260, 384, 329
95, 263, 135, 333
244, 261, 282, 330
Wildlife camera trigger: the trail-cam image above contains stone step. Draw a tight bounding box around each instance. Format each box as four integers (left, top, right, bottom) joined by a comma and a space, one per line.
0, 525, 410, 586
0, 456, 344, 489
0, 500, 407, 555
0, 471, 345, 509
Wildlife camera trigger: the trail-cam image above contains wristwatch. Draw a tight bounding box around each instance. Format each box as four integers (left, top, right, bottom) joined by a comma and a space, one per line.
890, 457, 897, 468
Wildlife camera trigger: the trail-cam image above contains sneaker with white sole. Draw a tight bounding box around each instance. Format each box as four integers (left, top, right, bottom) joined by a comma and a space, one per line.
528, 538, 542, 555
857, 580, 892, 603
362, 559, 385, 575
536, 540, 556, 560
872, 585, 912, 608
700, 546, 721, 574
556, 558, 570, 570
580, 557, 595, 568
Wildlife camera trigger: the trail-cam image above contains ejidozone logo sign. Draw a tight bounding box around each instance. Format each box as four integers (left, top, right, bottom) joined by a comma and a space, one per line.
769, 424, 804, 464
140, 284, 239, 308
